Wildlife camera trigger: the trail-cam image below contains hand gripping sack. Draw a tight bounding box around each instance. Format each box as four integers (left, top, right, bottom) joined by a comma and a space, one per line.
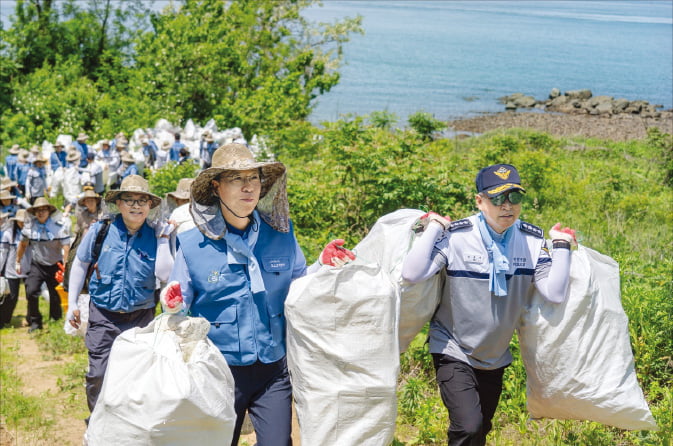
353, 208, 443, 353
86, 315, 237, 445
63, 293, 89, 337
518, 245, 657, 430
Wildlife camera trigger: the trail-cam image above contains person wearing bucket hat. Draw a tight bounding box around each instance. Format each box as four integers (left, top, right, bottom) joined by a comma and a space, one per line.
15, 197, 70, 332
154, 140, 170, 169
199, 130, 218, 169
140, 135, 157, 170
66, 174, 175, 418
25, 154, 48, 204
80, 152, 105, 194
50, 141, 67, 172
1, 188, 19, 218
168, 143, 354, 444
61, 190, 104, 292
15, 149, 31, 196
5, 144, 20, 181
402, 163, 576, 446
74, 133, 89, 168
0, 209, 31, 327
118, 152, 139, 183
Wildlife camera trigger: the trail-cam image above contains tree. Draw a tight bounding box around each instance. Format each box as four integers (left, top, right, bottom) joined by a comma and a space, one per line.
131, 0, 362, 136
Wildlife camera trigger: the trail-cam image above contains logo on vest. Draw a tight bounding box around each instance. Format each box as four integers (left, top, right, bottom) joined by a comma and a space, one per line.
207, 270, 221, 283
512, 256, 528, 267
464, 253, 484, 264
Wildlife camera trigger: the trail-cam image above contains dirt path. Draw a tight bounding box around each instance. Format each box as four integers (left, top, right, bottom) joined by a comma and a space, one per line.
0, 325, 86, 446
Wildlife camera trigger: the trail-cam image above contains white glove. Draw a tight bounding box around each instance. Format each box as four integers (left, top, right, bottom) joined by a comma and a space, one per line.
154, 220, 177, 239
15, 262, 21, 275
549, 223, 577, 247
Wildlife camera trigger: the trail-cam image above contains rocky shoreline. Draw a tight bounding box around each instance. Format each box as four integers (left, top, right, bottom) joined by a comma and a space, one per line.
447, 89, 672, 141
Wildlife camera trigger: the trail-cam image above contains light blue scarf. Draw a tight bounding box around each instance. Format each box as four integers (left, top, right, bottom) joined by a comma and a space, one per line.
223, 212, 264, 294
35, 221, 54, 241
476, 213, 516, 297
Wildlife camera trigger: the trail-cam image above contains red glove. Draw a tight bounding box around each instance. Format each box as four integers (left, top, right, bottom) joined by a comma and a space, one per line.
54, 262, 65, 283
160, 281, 184, 314
549, 223, 577, 247
320, 239, 356, 267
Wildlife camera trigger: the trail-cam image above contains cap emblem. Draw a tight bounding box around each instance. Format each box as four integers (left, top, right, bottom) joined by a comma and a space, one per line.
493, 167, 511, 180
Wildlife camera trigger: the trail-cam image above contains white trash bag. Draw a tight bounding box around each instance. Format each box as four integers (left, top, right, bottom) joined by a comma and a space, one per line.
353, 208, 442, 353
63, 294, 89, 337
285, 209, 442, 445
86, 315, 236, 445
518, 245, 658, 430
286, 263, 399, 446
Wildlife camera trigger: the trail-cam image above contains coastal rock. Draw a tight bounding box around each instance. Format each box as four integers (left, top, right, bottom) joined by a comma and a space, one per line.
549, 88, 561, 99
566, 89, 593, 100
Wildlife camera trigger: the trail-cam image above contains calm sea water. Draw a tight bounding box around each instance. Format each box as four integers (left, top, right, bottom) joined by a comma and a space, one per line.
303, 1, 673, 123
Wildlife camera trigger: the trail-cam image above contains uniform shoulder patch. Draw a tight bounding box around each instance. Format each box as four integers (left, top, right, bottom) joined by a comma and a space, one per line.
519, 221, 543, 238
449, 218, 473, 232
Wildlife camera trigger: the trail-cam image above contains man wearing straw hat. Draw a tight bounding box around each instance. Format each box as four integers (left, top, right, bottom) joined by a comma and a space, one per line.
0, 209, 31, 328
165, 178, 195, 255
15, 197, 71, 332
5, 144, 20, 181
74, 133, 90, 168
167, 143, 354, 444
25, 154, 48, 204
1, 188, 19, 218
50, 141, 67, 172
66, 174, 175, 418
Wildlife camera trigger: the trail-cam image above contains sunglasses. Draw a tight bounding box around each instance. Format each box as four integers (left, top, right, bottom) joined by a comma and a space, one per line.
488, 190, 524, 206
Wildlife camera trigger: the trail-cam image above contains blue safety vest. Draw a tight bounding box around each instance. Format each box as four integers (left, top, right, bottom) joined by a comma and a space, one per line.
83, 215, 157, 313
177, 220, 299, 365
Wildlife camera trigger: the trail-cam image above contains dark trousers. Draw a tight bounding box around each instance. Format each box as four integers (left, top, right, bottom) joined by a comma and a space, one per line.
25, 261, 62, 327
229, 357, 293, 446
433, 354, 507, 446
85, 302, 155, 413
0, 278, 24, 326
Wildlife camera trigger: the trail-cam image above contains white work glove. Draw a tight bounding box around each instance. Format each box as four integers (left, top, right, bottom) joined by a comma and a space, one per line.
549, 223, 577, 248
154, 220, 177, 239
15, 262, 21, 275
160, 281, 184, 314
319, 239, 356, 267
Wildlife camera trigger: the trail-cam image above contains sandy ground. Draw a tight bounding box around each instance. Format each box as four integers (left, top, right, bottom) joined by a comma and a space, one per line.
447, 110, 673, 141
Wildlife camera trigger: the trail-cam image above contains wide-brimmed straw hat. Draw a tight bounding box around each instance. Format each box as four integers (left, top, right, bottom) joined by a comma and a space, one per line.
104, 175, 161, 209
66, 150, 81, 163
1, 178, 18, 190
27, 197, 57, 215
121, 152, 136, 164
77, 189, 102, 207
30, 145, 40, 154
10, 209, 27, 222
167, 178, 194, 201
53, 141, 64, 148
9, 144, 20, 155
0, 189, 16, 200
76, 133, 89, 142
33, 154, 47, 164
191, 143, 289, 237
161, 140, 171, 150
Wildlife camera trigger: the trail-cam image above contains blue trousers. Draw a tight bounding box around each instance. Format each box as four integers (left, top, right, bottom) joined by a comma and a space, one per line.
85, 302, 155, 413
229, 357, 293, 446
433, 354, 506, 446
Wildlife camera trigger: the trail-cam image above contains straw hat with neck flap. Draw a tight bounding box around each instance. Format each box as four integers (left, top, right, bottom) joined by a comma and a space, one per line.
190, 143, 288, 240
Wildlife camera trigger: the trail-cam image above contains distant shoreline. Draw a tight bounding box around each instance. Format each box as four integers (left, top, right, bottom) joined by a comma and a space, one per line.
446, 110, 673, 142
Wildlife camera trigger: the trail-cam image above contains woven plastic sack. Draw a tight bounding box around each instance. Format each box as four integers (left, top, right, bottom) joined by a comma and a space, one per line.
518, 245, 657, 430
86, 315, 236, 445
353, 208, 442, 353
286, 263, 399, 446
285, 209, 442, 445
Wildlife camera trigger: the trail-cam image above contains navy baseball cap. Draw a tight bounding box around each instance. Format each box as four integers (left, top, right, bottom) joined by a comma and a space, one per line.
475, 164, 526, 197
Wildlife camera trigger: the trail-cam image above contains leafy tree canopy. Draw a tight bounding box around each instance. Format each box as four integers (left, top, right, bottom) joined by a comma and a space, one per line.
0, 0, 362, 146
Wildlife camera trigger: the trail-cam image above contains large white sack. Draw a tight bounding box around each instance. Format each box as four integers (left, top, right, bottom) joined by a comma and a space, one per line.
518, 245, 657, 430
286, 263, 399, 446
354, 208, 442, 353
87, 315, 236, 445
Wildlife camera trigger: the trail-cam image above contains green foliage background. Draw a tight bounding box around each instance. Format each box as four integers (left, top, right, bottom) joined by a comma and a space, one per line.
1, 1, 671, 444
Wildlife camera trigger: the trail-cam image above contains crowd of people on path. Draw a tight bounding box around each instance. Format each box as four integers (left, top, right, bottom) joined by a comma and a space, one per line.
1, 131, 577, 445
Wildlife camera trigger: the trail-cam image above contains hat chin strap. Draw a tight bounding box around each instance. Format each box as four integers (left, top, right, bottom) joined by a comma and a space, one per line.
218, 195, 256, 228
